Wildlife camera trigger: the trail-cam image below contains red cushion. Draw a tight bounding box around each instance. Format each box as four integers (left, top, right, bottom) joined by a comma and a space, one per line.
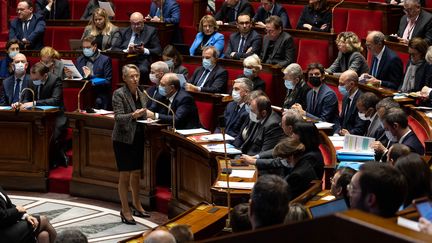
408, 116, 428, 147
333, 9, 348, 35
297, 39, 330, 70
63, 87, 80, 112
111, 58, 120, 92
327, 82, 343, 113
70, 0, 89, 20
112, 0, 151, 20
396, 51, 410, 73
48, 26, 84, 50
215, 0, 225, 12
183, 63, 200, 79
43, 27, 54, 47
224, 67, 244, 90
319, 144, 332, 166
177, 0, 194, 27
182, 26, 197, 46
195, 100, 214, 130
219, 31, 231, 51
346, 9, 383, 39
426, 0, 432, 8
283, 4, 304, 29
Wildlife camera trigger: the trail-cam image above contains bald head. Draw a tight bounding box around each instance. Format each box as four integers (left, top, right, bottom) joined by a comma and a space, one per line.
366, 31, 385, 56
144, 230, 176, 243
13, 53, 27, 63
339, 70, 358, 95
130, 12, 145, 33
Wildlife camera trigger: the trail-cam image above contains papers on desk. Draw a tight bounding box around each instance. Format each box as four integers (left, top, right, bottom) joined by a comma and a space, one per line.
315, 121, 335, 129
397, 217, 420, 232
32, 106, 59, 110
343, 134, 374, 152
62, 59, 83, 80
214, 181, 255, 190
188, 133, 235, 142
230, 170, 255, 179
0, 106, 12, 110
93, 109, 113, 115
329, 136, 344, 150
202, 144, 242, 154
176, 128, 210, 136
98, 1, 115, 16
137, 119, 160, 124
413, 106, 432, 111
321, 195, 336, 201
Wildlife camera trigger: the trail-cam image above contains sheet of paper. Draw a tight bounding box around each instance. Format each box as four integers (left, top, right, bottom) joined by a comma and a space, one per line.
321, 195, 336, 201
93, 109, 113, 115
137, 119, 160, 124
315, 121, 335, 129
397, 217, 420, 232
199, 133, 235, 141
202, 144, 242, 154
0, 106, 12, 110
214, 181, 254, 190
230, 170, 255, 179
343, 134, 375, 152
62, 59, 83, 79
98, 1, 115, 16
176, 128, 210, 136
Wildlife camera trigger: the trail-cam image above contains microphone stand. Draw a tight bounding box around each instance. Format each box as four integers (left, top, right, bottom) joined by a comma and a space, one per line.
219, 118, 232, 232
330, 0, 345, 34
76, 80, 89, 112
143, 90, 175, 132
18, 88, 35, 111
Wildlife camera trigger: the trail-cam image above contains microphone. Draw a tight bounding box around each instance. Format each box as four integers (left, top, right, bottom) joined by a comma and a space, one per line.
143, 90, 175, 132
15, 88, 35, 113
219, 115, 232, 232
330, 0, 345, 34
76, 80, 89, 112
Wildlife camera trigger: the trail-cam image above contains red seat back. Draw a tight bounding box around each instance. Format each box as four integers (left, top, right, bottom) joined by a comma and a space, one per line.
70, 0, 89, 20
327, 82, 343, 113
111, 58, 120, 92
195, 100, 214, 130
333, 9, 348, 34
408, 116, 428, 148
297, 39, 330, 70
284, 4, 304, 29
48, 26, 84, 50
111, 0, 151, 20
346, 9, 383, 39
177, 0, 194, 27
183, 63, 201, 79
63, 88, 80, 111
396, 51, 410, 73
426, 0, 432, 8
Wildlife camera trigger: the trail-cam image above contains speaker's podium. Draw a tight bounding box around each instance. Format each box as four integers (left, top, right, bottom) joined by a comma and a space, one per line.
0, 107, 59, 191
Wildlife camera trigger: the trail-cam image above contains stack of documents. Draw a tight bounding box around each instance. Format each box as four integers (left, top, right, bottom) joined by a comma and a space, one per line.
336, 134, 375, 162
202, 144, 242, 154
176, 128, 210, 136
188, 133, 235, 143
214, 181, 254, 190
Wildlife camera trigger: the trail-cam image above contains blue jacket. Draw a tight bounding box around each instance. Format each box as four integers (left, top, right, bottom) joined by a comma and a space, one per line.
306, 83, 339, 126
149, 0, 180, 24
0, 56, 12, 79
189, 32, 224, 57
9, 14, 46, 50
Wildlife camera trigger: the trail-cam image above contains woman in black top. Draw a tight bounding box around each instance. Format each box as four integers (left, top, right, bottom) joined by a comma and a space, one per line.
297, 0, 332, 32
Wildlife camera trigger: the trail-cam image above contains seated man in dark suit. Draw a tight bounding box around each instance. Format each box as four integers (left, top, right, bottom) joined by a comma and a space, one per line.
112, 12, 162, 83
0, 53, 30, 106
249, 174, 289, 229
146, 73, 201, 129
362, 31, 403, 90
36, 0, 71, 20
233, 91, 285, 155
253, 0, 291, 29
215, 0, 254, 25
186, 46, 228, 94
222, 77, 253, 137
292, 63, 339, 127
260, 16, 295, 68
356, 92, 387, 144
371, 107, 425, 161
148, 0, 181, 43
336, 70, 368, 136
65, 36, 112, 110
396, 0, 432, 45
283, 63, 310, 109
349, 163, 407, 218
224, 13, 262, 60
9, 0, 46, 50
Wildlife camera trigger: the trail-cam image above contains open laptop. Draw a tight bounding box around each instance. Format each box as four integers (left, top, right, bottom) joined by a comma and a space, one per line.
308, 198, 348, 219
69, 39, 82, 51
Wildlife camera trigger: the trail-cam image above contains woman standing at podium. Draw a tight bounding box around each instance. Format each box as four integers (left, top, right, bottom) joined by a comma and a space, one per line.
112, 64, 150, 225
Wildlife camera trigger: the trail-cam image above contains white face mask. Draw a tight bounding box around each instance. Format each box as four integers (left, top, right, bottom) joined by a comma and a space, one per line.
358, 112, 369, 121
149, 73, 159, 84
249, 111, 259, 123
14, 62, 25, 74
232, 90, 241, 102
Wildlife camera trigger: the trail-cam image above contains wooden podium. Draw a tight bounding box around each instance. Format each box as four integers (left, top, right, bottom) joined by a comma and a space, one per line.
0, 108, 58, 191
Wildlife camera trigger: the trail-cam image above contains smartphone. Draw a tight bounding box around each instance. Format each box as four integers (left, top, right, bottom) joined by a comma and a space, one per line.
414, 197, 432, 221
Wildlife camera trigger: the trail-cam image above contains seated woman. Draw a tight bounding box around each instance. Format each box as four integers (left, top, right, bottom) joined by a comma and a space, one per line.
395, 153, 431, 209
189, 15, 224, 57
162, 45, 188, 78
400, 37, 432, 93
0, 186, 56, 243
292, 122, 325, 179
81, 0, 115, 20
330, 167, 357, 207
40, 47, 64, 79
296, 0, 331, 32
81, 8, 121, 51
0, 39, 21, 79
326, 32, 369, 76
272, 137, 319, 199
239, 54, 265, 91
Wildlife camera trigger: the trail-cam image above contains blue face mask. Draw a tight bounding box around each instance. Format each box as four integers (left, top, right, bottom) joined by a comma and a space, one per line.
8, 51, 18, 59
165, 59, 174, 70
83, 48, 94, 57
245, 104, 251, 113
33, 80, 42, 86
243, 68, 253, 77
158, 85, 167, 97
284, 80, 294, 90
202, 58, 212, 70
338, 85, 349, 96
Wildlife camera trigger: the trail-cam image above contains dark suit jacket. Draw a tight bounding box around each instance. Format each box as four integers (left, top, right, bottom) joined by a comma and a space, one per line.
112, 25, 162, 75
260, 32, 295, 68
224, 30, 262, 60
397, 10, 432, 44
400, 131, 425, 155
306, 84, 339, 125
285, 155, 319, 199
0, 74, 30, 105
296, 6, 331, 32
36, 0, 70, 19
149, 89, 201, 129
224, 101, 248, 138
371, 46, 403, 90
149, 0, 180, 24
189, 64, 228, 93
253, 3, 291, 29
215, 0, 254, 24
337, 90, 368, 135
326, 51, 369, 76
283, 80, 310, 109
234, 110, 285, 155
28, 73, 63, 107
145, 85, 158, 108
0, 187, 23, 228
401, 60, 432, 92
9, 14, 46, 50
365, 113, 387, 145
0, 56, 12, 79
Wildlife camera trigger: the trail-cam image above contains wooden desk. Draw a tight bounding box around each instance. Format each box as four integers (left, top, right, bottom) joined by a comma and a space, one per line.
0, 108, 59, 191
66, 112, 167, 208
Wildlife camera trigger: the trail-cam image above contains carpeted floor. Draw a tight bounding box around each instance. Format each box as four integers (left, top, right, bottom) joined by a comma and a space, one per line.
10, 195, 159, 243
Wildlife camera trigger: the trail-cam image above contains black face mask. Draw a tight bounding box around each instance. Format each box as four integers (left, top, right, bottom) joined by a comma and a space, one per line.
309, 76, 322, 87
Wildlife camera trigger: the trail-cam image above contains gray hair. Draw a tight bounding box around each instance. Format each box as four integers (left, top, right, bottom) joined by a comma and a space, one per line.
283, 109, 303, 127
283, 63, 303, 80
122, 64, 140, 78
234, 77, 254, 92
151, 61, 169, 73
369, 30, 385, 45
426, 46, 432, 64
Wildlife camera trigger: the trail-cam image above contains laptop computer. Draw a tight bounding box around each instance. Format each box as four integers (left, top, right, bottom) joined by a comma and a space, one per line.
308, 198, 348, 218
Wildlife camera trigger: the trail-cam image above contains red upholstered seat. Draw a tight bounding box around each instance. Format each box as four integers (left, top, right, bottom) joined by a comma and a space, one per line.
224, 67, 244, 91
43, 27, 54, 47
70, 0, 89, 20
284, 4, 304, 29
47, 26, 84, 50
183, 63, 201, 79
327, 82, 343, 113
396, 51, 410, 73
111, 0, 151, 20
220, 31, 231, 50
297, 39, 330, 70
177, 0, 194, 27
426, 0, 432, 8
215, 0, 225, 12
63, 88, 80, 112
346, 9, 383, 39
408, 116, 429, 148
346, 0, 368, 3
195, 100, 214, 130
251, 2, 261, 10
111, 58, 120, 92
183, 26, 197, 46
333, 9, 348, 34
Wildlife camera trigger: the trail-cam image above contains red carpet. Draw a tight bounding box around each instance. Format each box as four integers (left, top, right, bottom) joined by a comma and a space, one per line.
48, 166, 73, 194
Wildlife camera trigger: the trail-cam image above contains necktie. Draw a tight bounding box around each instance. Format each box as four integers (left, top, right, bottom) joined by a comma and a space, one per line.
238, 36, 245, 53
12, 78, 21, 103
133, 33, 140, 45
371, 57, 378, 77
197, 69, 210, 87
343, 98, 351, 121
311, 91, 317, 112
23, 20, 29, 38
155, 8, 161, 17
37, 84, 42, 100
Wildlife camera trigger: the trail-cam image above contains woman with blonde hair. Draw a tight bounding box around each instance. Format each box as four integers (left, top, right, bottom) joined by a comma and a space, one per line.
241, 54, 265, 91
40, 46, 64, 79
81, 8, 120, 51
189, 15, 224, 57
326, 31, 369, 76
